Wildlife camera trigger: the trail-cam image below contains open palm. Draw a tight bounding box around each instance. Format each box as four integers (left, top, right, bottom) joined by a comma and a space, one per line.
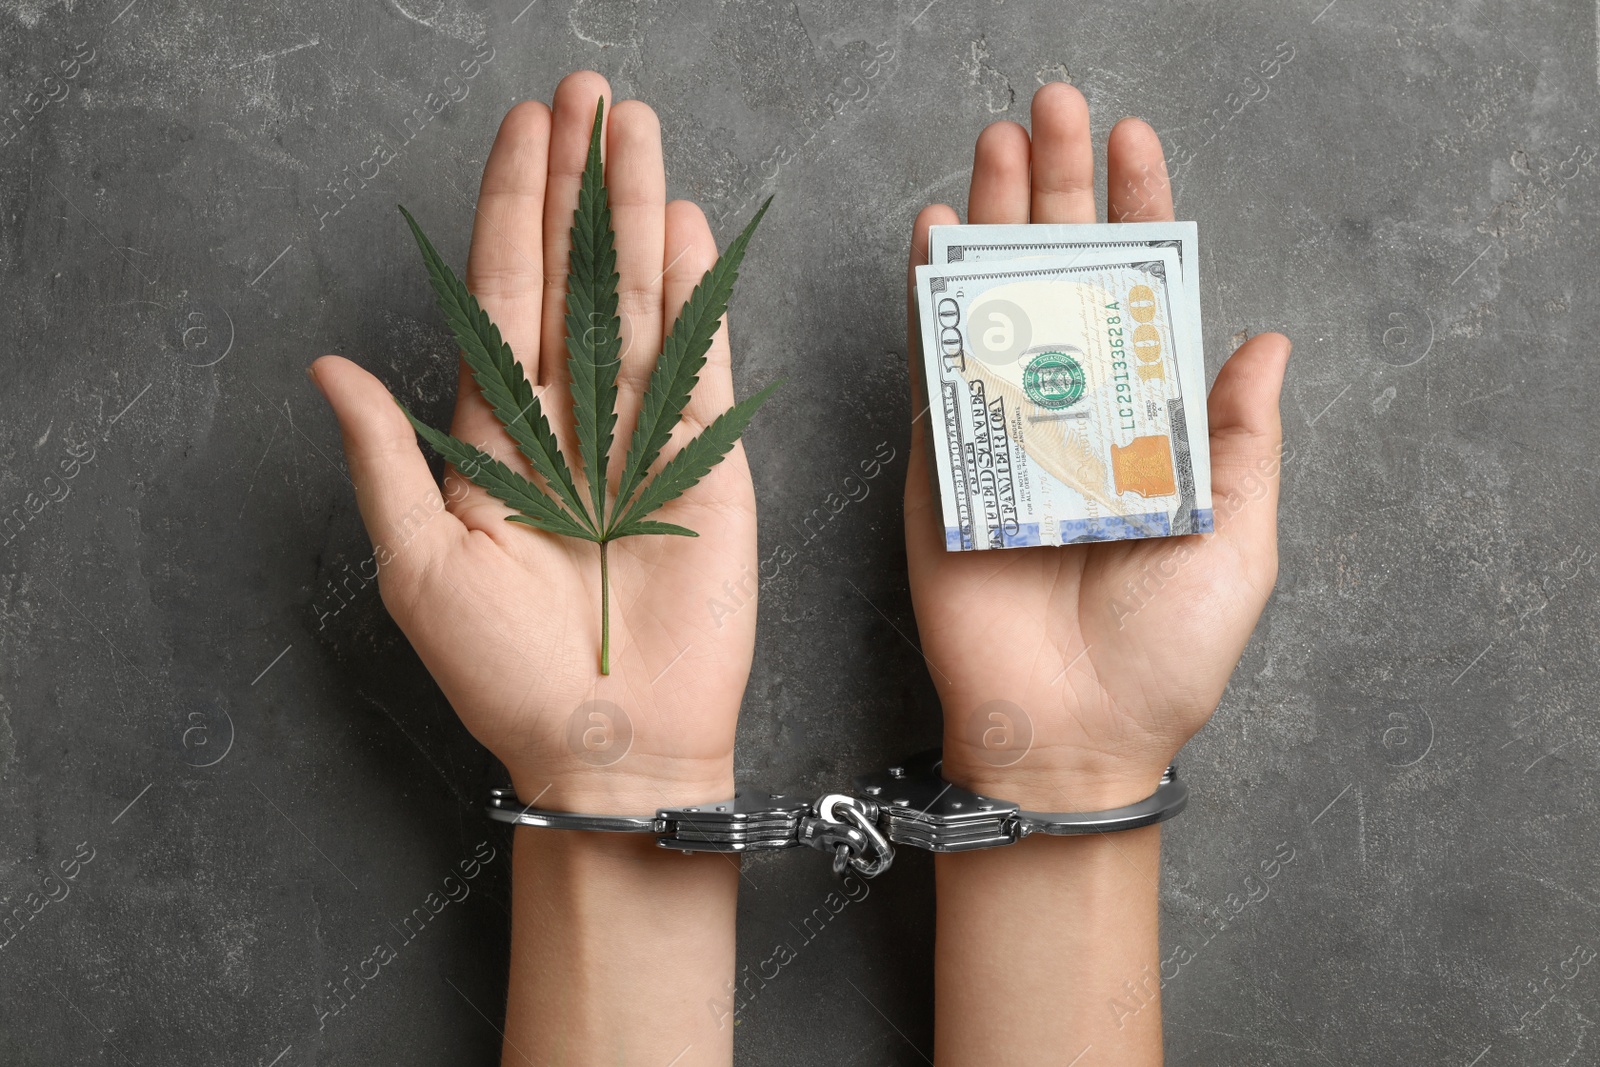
313, 72, 757, 813
906, 84, 1292, 810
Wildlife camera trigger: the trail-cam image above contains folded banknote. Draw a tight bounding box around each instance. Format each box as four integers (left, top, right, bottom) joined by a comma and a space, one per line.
915, 228, 1211, 551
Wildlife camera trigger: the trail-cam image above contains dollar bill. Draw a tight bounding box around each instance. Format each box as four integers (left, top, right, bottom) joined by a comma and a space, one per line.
928, 222, 1211, 518
914, 246, 1211, 550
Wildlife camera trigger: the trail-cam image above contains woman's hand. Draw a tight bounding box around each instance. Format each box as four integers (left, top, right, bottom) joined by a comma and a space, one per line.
313, 71, 759, 814
921, 82, 1293, 1067
905, 82, 1292, 810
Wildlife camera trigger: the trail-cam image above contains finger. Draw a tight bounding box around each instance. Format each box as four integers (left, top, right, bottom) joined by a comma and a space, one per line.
457, 100, 553, 445
1204, 332, 1292, 585
661, 199, 730, 428
1106, 117, 1174, 223
605, 99, 668, 406
967, 120, 1031, 224
1029, 83, 1096, 223
904, 203, 961, 562
540, 70, 613, 393
309, 356, 465, 593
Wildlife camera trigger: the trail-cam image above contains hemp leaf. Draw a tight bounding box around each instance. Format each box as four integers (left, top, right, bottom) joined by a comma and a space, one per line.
396, 97, 778, 675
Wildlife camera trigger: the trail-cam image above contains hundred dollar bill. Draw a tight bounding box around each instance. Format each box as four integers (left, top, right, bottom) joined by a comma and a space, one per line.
927, 222, 1211, 518
915, 247, 1211, 550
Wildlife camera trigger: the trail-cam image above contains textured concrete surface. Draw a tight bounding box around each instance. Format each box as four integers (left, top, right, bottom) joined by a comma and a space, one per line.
2, 0, 1598, 1063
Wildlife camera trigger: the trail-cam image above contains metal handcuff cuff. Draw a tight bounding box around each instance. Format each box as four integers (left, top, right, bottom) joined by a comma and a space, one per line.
486, 749, 1187, 880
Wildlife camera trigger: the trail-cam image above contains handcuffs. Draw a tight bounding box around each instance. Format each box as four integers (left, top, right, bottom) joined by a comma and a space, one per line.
486, 749, 1187, 880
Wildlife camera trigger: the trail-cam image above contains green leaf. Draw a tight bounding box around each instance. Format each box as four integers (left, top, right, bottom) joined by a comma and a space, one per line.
506, 514, 599, 538
399, 403, 598, 542
397, 204, 595, 537
608, 519, 699, 539
611, 380, 782, 533
564, 97, 623, 530
395, 104, 778, 676
614, 196, 773, 519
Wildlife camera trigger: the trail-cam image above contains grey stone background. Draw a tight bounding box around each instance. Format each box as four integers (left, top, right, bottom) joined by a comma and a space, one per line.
1, 0, 1596, 1063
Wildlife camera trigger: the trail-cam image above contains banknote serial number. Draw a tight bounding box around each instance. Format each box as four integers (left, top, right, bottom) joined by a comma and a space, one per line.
1106, 287, 1168, 431
1106, 301, 1132, 429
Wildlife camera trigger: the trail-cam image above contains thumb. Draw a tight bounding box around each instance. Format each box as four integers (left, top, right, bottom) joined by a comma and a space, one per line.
1203, 332, 1291, 581
309, 355, 462, 592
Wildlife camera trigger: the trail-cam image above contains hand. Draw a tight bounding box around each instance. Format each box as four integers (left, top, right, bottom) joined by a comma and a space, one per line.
904, 83, 1292, 809
312, 71, 758, 813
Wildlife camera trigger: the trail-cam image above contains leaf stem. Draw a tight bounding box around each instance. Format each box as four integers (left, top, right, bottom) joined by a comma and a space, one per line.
599, 540, 610, 676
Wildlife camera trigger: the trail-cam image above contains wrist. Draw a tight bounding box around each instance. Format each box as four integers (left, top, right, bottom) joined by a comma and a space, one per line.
505, 752, 735, 818
512, 819, 738, 883
939, 739, 1174, 812
934, 824, 1164, 1065
505, 821, 739, 1066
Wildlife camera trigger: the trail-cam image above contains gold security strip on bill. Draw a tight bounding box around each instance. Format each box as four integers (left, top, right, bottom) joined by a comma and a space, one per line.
914, 248, 1209, 551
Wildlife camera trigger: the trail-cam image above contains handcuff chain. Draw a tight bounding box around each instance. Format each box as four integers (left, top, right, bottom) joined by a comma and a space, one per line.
488, 750, 1186, 881
804, 793, 894, 879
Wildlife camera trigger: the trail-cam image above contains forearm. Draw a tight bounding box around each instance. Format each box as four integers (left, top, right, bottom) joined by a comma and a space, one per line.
502, 827, 740, 1067
934, 820, 1164, 1066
